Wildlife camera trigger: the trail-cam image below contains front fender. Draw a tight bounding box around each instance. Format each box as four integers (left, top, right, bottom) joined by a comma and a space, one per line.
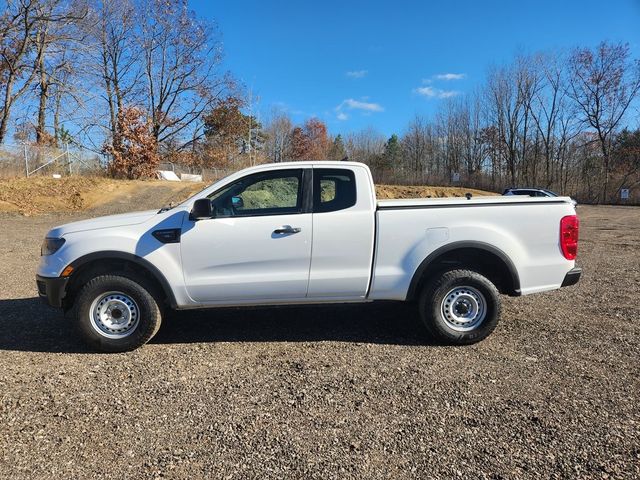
36, 210, 189, 308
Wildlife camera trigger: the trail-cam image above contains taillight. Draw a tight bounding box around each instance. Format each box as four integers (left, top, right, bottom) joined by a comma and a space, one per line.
560, 215, 579, 260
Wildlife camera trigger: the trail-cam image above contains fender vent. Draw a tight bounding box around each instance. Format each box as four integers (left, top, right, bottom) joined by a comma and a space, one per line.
152, 228, 181, 244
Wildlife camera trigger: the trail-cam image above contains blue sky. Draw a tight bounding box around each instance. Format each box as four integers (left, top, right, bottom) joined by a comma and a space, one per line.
199, 1, 639, 136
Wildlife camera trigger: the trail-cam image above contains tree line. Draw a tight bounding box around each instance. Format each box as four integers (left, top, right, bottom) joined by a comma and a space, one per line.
1, 1, 639, 202
262, 44, 639, 203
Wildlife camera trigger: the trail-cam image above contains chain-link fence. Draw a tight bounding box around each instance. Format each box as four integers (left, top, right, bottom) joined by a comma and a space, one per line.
158, 162, 236, 182
0, 143, 107, 178
0, 145, 236, 182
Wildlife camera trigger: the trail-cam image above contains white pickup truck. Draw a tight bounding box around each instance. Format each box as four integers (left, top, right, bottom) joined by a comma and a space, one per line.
37, 161, 581, 351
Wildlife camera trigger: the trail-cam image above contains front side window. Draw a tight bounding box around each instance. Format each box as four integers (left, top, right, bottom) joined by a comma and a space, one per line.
208, 169, 303, 217
313, 169, 356, 213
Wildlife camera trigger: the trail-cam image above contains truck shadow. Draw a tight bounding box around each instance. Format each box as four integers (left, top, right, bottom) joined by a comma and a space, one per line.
0, 298, 433, 353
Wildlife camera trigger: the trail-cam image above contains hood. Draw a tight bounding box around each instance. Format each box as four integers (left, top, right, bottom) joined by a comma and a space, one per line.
48, 210, 159, 237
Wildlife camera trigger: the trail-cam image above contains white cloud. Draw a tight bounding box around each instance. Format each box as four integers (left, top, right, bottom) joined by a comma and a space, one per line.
413, 73, 465, 100
414, 86, 460, 99
334, 98, 383, 121
414, 87, 460, 98
415, 86, 437, 97
337, 98, 384, 112
435, 73, 466, 81
346, 70, 368, 79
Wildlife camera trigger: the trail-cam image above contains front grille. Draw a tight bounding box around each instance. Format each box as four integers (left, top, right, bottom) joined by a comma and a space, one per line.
37, 280, 47, 296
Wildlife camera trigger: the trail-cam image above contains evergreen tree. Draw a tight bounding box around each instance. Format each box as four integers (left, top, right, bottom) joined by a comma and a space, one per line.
328, 134, 347, 160
383, 134, 401, 167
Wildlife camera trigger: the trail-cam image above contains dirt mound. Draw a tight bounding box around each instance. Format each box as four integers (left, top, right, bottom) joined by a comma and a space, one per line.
0, 176, 495, 215
0, 176, 104, 215
375, 184, 495, 199
0, 177, 205, 215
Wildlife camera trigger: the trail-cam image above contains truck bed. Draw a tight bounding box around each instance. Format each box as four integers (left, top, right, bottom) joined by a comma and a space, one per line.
370, 195, 577, 300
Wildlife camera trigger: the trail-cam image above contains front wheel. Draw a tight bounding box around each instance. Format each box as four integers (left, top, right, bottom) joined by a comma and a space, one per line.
72, 274, 163, 352
418, 269, 501, 345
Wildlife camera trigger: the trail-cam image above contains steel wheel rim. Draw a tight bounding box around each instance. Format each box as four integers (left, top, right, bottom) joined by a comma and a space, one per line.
441, 286, 487, 332
89, 291, 140, 339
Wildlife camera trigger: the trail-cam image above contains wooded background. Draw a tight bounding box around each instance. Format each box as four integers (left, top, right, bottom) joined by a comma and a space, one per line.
1, 0, 639, 203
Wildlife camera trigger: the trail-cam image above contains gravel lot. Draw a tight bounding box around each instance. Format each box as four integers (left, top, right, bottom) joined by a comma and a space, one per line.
0, 191, 638, 479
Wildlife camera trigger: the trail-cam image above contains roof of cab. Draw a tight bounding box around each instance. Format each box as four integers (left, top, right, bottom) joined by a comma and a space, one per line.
244, 160, 367, 171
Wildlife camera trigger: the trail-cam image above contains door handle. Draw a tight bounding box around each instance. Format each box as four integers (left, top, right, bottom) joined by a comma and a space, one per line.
273, 226, 301, 234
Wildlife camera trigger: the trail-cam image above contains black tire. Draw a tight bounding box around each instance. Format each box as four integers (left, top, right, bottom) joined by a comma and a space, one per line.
72, 274, 163, 352
418, 269, 501, 345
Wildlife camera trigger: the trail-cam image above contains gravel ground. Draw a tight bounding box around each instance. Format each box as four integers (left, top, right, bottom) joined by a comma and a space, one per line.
0, 192, 638, 479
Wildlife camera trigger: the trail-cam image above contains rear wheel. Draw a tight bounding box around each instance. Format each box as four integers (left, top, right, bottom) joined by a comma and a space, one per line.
73, 274, 163, 352
418, 269, 501, 345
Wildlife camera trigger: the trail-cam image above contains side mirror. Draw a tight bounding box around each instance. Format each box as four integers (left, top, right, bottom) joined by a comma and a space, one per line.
231, 195, 244, 208
190, 198, 213, 221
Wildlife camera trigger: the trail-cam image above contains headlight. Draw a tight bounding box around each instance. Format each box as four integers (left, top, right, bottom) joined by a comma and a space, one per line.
41, 237, 65, 256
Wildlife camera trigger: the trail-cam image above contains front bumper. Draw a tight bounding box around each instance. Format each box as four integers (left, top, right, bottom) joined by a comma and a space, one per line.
36, 275, 69, 308
561, 267, 582, 287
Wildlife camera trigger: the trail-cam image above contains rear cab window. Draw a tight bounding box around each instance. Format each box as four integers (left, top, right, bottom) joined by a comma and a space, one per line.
313, 168, 357, 213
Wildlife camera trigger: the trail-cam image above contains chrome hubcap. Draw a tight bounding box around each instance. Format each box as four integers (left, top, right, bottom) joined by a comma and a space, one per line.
441, 286, 487, 331
89, 292, 139, 339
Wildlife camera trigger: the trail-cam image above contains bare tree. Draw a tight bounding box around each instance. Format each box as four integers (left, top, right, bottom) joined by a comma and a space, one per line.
32, 0, 86, 144
401, 114, 432, 180
514, 55, 541, 185
0, 0, 41, 144
463, 92, 487, 176
524, 52, 581, 192
140, 0, 231, 146
567, 42, 640, 201
435, 100, 461, 180
81, 0, 140, 141
48, 49, 78, 144
263, 109, 292, 162
345, 127, 385, 164
487, 64, 526, 185
529, 52, 564, 187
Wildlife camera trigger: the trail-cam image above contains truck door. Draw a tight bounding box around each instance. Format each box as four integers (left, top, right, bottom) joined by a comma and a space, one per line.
180, 168, 312, 303
307, 167, 376, 298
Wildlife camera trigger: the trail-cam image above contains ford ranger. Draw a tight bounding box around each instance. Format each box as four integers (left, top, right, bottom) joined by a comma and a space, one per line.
36, 162, 581, 351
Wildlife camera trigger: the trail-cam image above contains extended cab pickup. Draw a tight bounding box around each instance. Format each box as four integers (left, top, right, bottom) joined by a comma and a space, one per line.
37, 162, 581, 351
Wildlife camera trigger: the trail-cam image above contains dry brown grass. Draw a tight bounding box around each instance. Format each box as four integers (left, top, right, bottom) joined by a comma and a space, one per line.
0, 176, 496, 215
0, 177, 205, 215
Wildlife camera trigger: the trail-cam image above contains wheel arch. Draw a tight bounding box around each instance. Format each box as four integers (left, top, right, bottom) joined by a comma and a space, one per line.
406, 241, 521, 301
63, 251, 177, 310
